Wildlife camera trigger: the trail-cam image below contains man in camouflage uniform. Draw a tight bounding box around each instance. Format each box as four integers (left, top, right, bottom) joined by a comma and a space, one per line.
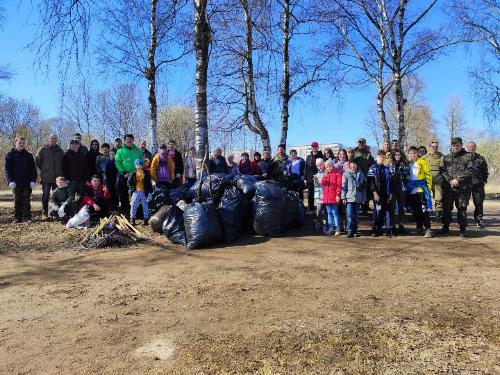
438, 137, 474, 237
467, 141, 489, 227
423, 141, 444, 220
354, 137, 374, 214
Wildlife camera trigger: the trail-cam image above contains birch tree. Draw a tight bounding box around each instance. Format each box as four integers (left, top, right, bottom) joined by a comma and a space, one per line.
444, 95, 466, 142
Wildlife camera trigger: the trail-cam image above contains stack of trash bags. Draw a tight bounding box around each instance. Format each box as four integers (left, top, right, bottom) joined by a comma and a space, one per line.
148, 174, 304, 250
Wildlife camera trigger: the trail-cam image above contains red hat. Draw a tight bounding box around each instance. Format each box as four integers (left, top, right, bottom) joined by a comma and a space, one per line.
311, 141, 319, 148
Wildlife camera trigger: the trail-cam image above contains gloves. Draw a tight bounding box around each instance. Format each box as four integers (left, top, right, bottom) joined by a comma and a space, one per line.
58, 204, 66, 218
8, 182, 16, 189
30, 182, 36, 189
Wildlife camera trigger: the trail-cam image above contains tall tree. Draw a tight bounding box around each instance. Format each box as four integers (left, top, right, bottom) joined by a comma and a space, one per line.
444, 95, 466, 142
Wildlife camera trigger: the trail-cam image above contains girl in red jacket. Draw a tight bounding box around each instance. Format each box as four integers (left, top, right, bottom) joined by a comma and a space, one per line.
321, 159, 343, 235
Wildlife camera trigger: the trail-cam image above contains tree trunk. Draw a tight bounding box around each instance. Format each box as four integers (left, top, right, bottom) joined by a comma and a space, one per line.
194, 0, 210, 175
394, 70, 406, 150
377, 84, 390, 143
147, 0, 159, 152
279, 0, 290, 147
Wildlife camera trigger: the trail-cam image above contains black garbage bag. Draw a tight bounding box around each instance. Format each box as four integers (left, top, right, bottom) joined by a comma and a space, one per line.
167, 188, 184, 206
253, 181, 285, 237
284, 191, 305, 229
150, 205, 172, 233
235, 175, 257, 198
184, 201, 223, 250
149, 184, 169, 214
187, 173, 234, 203
162, 206, 187, 246
217, 186, 245, 243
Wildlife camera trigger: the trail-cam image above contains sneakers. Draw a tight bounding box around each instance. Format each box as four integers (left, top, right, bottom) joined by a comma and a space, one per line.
142, 220, 149, 226
424, 229, 433, 238
353, 232, 361, 237
371, 232, 379, 237
398, 225, 406, 234
11, 218, 22, 224
326, 228, 335, 235
346, 232, 354, 238
459, 231, 467, 238
476, 220, 485, 228
415, 227, 424, 235
334, 230, 341, 236
438, 225, 450, 235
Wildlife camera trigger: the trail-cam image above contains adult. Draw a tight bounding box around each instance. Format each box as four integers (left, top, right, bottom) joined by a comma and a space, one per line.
382, 141, 392, 165
36, 134, 64, 219
5, 138, 37, 223
115, 134, 144, 214
140, 140, 153, 174
73, 133, 88, 154
438, 137, 473, 237
226, 154, 239, 176
208, 148, 229, 174
151, 144, 175, 188
104, 148, 119, 212
238, 152, 253, 175
285, 149, 306, 199
390, 139, 400, 152
86, 139, 101, 179
62, 140, 88, 202
346, 147, 355, 162
184, 147, 197, 184
167, 140, 184, 186
114, 137, 123, 151
417, 146, 427, 157
354, 137, 374, 214
96, 143, 111, 177
422, 141, 444, 220
252, 152, 262, 176
305, 141, 324, 212
270, 144, 288, 183
467, 141, 489, 227
258, 150, 272, 179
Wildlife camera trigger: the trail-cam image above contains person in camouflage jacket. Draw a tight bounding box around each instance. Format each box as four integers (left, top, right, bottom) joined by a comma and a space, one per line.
467, 141, 489, 227
422, 141, 444, 218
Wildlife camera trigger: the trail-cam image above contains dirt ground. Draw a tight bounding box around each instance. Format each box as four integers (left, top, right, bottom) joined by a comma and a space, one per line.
0, 190, 499, 374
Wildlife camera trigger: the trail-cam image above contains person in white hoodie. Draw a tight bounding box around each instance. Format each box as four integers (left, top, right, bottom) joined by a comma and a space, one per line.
341, 160, 367, 238
312, 158, 326, 233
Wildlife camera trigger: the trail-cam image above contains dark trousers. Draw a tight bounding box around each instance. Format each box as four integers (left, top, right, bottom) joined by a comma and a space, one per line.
187, 177, 197, 185
13, 186, 32, 220
68, 180, 85, 201
372, 196, 389, 233
442, 189, 471, 228
118, 175, 130, 214
306, 180, 315, 211
42, 183, 57, 214
408, 192, 431, 229
471, 183, 485, 222
389, 185, 407, 227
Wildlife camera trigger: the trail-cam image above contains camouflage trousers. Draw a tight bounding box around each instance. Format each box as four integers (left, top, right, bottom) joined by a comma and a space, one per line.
442, 189, 471, 228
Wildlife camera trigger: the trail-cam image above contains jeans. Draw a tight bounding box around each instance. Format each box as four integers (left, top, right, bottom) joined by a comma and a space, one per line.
13, 185, 32, 220
372, 197, 389, 233
408, 192, 431, 229
345, 202, 360, 233
325, 204, 340, 230
130, 191, 150, 220
471, 183, 485, 222
42, 183, 57, 214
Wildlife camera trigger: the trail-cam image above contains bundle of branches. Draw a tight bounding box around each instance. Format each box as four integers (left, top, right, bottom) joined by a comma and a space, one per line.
80, 215, 149, 249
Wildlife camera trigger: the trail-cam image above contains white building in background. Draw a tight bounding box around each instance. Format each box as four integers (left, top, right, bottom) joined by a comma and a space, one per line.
289, 143, 344, 159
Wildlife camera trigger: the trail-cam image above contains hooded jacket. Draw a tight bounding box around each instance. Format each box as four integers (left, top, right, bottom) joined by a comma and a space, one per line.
341, 169, 367, 203
115, 144, 144, 175
5, 148, 37, 186
36, 144, 64, 184
62, 149, 88, 181
151, 153, 175, 183
321, 169, 343, 204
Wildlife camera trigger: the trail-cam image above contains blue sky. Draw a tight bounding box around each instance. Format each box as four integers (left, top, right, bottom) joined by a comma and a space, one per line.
0, 1, 488, 149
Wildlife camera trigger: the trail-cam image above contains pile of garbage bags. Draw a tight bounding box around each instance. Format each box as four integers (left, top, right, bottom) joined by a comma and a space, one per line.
148, 174, 304, 250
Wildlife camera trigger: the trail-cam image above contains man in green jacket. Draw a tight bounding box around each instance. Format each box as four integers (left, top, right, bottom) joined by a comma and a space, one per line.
115, 134, 144, 214
467, 141, 489, 227
422, 141, 444, 220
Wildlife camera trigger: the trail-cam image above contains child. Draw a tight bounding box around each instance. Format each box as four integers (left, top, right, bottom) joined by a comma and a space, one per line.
341, 160, 366, 238
367, 150, 392, 237
313, 158, 326, 232
321, 159, 343, 235
128, 159, 153, 226
95, 143, 110, 177
406, 146, 433, 238
389, 149, 409, 235
82, 174, 111, 219
48, 177, 75, 221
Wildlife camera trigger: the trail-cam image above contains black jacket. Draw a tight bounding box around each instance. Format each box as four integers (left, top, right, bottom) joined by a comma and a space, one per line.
470, 153, 488, 185
104, 159, 119, 191
62, 150, 89, 181
305, 151, 324, 181
127, 171, 153, 196
86, 150, 101, 179
5, 148, 37, 186
439, 148, 473, 192
208, 155, 228, 174
171, 150, 184, 176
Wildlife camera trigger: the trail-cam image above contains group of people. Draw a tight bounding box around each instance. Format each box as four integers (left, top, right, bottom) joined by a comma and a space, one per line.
4, 132, 489, 238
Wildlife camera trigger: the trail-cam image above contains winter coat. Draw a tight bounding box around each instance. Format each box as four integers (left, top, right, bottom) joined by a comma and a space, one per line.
62, 150, 88, 181
82, 182, 111, 206
104, 160, 119, 191
208, 155, 228, 174
169, 149, 184, 176
258, 159, 272, 176
151, 153, 175, 183
353, 147, 374, 174
49, 186, 73, 211
341, 169, 367, 203
321, 170, 343, 204
115, 144, 144, 175
389, 161, 410, 192
305, 151, 324, 181
270, 154, 289, 181
438, 148, 473, 192
5, 148, 37, 186
127, 170, 153, 196
313, 171, 325, 204
184, 155, 197, 179
228, 162, 240, 177
470, 153, 488, 185
238, 159, 253, 175
35, 144, 64, 184
95, 154, 110, 176
251, 160, 261, 175
367, 163, 391, 196
86, 150, 101, 178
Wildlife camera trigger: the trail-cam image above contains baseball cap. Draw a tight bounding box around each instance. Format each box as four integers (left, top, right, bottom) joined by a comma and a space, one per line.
358, 137, 366, 143
451, 137, 463, 145
311, 141, 319, 148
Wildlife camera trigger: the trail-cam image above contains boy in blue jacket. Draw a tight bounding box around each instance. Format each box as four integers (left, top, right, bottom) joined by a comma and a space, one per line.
367, 150, 392, 237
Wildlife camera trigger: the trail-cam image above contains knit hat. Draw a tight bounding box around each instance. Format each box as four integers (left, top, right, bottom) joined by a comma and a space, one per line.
135, 159, 144, 166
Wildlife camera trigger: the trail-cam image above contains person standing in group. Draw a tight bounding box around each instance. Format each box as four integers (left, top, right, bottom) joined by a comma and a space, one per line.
35, 134, 64, 220
346, 147, 355, 162
238, 152, 253, 175
95, 143, 111, 177
313, 158, 326, 233
86, 139, 101, 179
321, 159, 343, 236
285, 149, 305, 200
417, 146, 427, 157
335, 149, 349, 172
323, 148, 335, 163
270, 144, 289, 184
354, 137, 374, 215
422, 141, 444, 221
226, 154, 239, 176
140, 140, 153, 175
184, 147, 197, 184
388, 149, 409, 235
62, 140, 89, 202
305, 142, 324, 213
5, 137, 37, 223
467, 141, 489, 227
115, 134, 144, 215
167, 140, 184, 186
438, 137, 474, 237
73, 133, 88, 154
341, 159, 366, 238
382, 141, 392, 165
104, 148, 119, 212
367, 150, 391, 237
406, 146, 433, 238
150, 144, 175, 188
114, 137, 123, 151
251, 152, 262, 176
128, 159, 153, 226
209, 148, 229, 174
258, 150, 272, 179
